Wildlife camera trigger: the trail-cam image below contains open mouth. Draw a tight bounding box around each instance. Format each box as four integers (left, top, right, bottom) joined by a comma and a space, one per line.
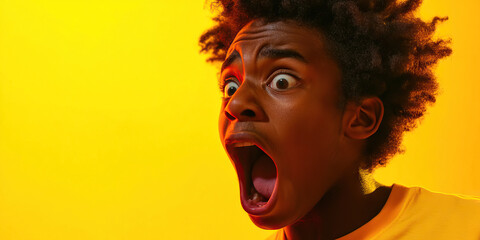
228, 142, 277, 214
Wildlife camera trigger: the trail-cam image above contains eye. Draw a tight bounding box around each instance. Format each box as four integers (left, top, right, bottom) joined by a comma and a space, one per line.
223, 79, 239, 98
268, 73, 298, 91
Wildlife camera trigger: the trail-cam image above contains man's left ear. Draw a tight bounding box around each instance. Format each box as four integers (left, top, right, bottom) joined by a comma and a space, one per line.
343, 96, 384, 140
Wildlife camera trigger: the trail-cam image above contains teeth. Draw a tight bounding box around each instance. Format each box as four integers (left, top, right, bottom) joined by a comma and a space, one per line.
252, 192, 262, 203
249, 192, 267, 206
249, 188, 267, 206
232, 142, 256, 148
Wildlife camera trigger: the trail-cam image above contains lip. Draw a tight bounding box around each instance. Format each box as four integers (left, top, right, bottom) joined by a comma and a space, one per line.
224, 131, 278, 216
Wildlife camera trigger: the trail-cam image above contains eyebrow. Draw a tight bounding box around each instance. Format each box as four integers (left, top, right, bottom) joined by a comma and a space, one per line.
258, 46, 307, 63
221, 50, 240, 72
220, 46, 307, 72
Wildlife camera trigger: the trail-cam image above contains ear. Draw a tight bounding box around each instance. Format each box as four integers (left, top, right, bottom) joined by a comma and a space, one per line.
343, 97, 384, 140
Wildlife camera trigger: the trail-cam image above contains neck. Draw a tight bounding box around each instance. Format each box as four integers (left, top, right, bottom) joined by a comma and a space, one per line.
283, 168, 391, 240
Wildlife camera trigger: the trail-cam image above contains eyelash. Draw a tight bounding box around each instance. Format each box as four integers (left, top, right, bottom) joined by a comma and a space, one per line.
219, 77, 239, 102
218, 76, 237, 93
267, 69, 299, 85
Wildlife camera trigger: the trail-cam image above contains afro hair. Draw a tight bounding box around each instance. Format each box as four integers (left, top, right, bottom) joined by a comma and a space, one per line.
199, 0, 452, 170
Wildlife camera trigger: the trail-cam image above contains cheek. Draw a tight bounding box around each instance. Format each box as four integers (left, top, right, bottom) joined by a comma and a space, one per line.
286, 115, 340, 181
266, 104, 344, 224
272, 99, 344, 191
218, 108, 229, 142
275, 102, 341, 160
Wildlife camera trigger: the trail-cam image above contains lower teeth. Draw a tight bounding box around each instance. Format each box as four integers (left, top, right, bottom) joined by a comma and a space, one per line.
252, 192, 263, 202
249, 188, 267, 206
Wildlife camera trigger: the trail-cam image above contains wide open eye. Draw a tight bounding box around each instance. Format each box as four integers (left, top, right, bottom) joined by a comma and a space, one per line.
267, 74, 298, 91
224, 79, 239, 98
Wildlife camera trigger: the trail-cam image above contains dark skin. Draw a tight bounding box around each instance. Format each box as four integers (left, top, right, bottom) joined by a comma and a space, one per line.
219, 20, 392, 240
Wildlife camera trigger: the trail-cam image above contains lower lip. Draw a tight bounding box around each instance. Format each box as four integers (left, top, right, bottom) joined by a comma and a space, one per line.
239, 177, 277, 216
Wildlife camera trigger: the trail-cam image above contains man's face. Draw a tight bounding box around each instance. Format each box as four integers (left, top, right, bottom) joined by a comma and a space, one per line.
219, 20, 354, 229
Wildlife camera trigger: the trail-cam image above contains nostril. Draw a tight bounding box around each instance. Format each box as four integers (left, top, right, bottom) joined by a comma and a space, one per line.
241, 109, 255, 118
225, 111, 236, 121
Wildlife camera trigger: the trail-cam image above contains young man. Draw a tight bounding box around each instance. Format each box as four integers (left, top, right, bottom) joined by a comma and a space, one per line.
199, 0, 480, 239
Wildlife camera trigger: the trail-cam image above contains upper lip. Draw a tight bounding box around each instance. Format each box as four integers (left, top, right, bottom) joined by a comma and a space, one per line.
224, 131, 269, 157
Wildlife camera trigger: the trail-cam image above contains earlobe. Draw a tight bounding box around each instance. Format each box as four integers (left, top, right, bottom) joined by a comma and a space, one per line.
344, 97, 384, 140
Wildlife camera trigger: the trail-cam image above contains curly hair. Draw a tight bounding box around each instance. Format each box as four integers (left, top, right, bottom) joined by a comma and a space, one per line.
199, 0, 452, 170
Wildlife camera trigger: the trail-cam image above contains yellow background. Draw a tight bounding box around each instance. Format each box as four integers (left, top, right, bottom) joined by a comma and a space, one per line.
0, 0, 478, 239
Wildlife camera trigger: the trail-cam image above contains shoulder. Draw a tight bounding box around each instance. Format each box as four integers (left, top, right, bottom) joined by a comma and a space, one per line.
407, 186, 480, 214
387, 185, 480, 239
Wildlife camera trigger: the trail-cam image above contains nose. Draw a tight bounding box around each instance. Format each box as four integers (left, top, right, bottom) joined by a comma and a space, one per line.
224, 81, 267, 122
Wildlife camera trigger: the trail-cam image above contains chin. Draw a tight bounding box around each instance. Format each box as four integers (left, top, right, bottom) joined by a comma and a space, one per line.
248, 214, 289, 230
247, 204, 306, 230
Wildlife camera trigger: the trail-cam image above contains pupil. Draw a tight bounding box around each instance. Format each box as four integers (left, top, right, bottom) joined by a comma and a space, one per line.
227, 86, 237, 96
276, 79, 288, 89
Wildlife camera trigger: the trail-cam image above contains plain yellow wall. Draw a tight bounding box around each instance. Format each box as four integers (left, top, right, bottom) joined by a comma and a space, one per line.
0, 0, 478, 239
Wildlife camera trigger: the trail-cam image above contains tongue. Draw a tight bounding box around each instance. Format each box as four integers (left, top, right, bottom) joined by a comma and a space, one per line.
252, 154, 277, 199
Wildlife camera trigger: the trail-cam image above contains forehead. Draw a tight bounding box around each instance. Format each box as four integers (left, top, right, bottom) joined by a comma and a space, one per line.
226, 20, 327, 59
